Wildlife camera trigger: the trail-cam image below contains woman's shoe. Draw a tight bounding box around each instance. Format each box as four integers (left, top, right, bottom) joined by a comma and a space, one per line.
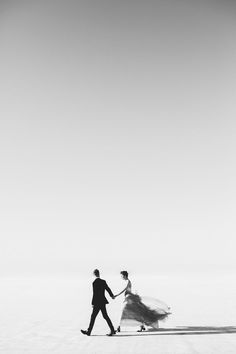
116, 326, 121, 332
137, 325, 146, 332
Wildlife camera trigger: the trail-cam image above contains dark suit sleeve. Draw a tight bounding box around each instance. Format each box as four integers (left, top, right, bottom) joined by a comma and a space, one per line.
104, 281, 114, 298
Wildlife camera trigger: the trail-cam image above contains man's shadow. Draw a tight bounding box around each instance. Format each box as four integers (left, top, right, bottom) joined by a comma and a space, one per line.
113, 326, 236, 337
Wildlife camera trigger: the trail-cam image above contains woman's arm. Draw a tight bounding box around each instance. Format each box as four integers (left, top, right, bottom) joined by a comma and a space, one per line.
115, 280, 130, 297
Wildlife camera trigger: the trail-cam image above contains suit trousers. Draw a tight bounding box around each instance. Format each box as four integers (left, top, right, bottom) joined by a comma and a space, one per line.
88, 304, 115, 333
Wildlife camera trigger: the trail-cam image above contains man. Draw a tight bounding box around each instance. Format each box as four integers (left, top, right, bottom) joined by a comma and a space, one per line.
81, 269, 116, 336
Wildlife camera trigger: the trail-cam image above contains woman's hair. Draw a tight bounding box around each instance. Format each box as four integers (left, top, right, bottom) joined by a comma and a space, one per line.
120, 270, 128, 278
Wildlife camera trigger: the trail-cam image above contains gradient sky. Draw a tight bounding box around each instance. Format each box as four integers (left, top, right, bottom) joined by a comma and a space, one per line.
0, 0, 236, 276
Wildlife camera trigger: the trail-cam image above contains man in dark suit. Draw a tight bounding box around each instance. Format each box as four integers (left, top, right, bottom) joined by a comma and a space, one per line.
81, 269, 116, 336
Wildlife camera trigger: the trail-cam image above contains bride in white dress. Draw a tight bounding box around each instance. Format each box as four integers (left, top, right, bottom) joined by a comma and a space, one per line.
114, 271, 170, 332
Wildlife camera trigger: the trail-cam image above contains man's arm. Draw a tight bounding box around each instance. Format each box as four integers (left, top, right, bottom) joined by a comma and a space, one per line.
104, 281, 114, 299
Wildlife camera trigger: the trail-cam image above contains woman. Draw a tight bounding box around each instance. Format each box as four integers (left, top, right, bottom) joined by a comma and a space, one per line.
115, 271, 170, 332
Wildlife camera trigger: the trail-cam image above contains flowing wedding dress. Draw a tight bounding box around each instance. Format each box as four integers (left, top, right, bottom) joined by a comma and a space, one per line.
120, 280, 170, 329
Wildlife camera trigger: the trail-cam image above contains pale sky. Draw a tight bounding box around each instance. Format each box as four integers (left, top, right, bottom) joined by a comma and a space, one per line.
0, 0, 236, 276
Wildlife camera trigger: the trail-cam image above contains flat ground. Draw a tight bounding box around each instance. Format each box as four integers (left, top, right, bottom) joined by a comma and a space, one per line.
1, 274, 236, 353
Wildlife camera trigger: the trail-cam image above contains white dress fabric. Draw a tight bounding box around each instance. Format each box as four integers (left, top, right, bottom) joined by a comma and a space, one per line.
120, 280, 170, 329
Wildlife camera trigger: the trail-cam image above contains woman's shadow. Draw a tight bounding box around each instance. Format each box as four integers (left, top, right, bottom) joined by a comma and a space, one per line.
114, 326, 236, 337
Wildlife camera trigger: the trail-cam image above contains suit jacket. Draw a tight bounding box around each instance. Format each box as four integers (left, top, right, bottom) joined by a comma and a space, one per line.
92, 278, 114, 306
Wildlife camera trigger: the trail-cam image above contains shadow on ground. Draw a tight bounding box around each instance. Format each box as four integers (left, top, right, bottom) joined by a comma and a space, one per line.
92, 326, 236, 337
115, 326, 236, 337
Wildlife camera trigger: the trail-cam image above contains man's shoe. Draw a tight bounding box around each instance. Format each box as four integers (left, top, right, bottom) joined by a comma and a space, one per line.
81, 330, 90, 336
106, 330, 116, 336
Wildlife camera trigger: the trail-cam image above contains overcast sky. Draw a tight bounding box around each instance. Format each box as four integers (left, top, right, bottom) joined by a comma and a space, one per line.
0, 0, 236, 276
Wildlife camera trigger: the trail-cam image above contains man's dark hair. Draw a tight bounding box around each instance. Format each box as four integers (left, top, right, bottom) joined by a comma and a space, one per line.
93, 269, 100, 277
120, 270, 128, 278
